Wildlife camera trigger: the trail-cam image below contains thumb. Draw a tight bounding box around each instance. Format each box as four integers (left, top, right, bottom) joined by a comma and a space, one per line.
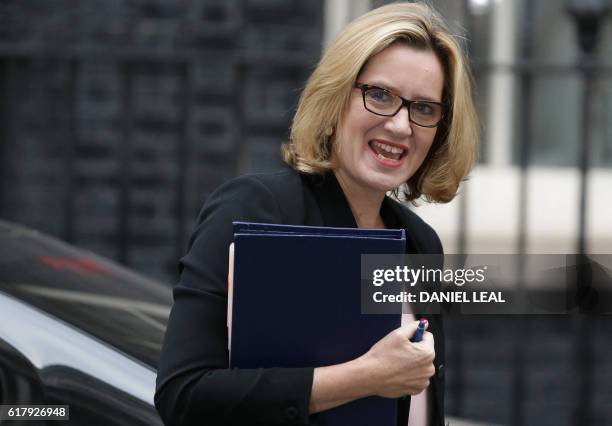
398, 320, 427, 339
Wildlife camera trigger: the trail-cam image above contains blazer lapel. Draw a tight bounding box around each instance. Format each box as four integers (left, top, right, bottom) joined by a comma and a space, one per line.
307, 172, 358, 228
380, 197, 424, 254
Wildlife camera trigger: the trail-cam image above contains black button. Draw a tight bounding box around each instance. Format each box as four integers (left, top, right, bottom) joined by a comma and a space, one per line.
437, 364, 445, 379
285, 406, 298, 420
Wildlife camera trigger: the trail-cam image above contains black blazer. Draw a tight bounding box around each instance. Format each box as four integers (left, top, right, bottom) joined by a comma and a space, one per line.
155, 168, 446, 426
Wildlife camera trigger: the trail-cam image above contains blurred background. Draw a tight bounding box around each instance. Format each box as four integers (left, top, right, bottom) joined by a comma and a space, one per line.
0, 0, 610, 425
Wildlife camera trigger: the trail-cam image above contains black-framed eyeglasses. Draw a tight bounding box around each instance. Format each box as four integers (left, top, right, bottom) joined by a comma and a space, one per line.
354, 82, 446, 128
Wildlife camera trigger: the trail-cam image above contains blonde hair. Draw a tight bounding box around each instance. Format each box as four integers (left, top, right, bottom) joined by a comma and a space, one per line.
282, 2, 479, 203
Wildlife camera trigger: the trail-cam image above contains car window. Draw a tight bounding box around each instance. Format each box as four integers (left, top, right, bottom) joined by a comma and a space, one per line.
0, 223, 173, 369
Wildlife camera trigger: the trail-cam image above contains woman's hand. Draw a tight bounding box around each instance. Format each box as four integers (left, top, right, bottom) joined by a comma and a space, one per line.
309, 321, 435, 414
358, 321, 436, 398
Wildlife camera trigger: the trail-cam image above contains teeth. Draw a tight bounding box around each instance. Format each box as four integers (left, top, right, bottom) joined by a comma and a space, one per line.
372, 141, 405, 155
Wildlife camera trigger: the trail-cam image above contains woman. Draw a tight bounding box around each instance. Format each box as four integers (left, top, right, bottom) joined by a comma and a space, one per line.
155, 2, 478, 425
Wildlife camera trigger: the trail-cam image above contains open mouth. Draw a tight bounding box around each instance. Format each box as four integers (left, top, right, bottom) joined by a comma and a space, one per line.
369, 141, 407, 162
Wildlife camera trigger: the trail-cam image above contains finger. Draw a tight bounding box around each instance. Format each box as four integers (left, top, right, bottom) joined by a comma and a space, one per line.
419, 331, 435, 347
396, 321, 419, 339
419, 318, 429, 331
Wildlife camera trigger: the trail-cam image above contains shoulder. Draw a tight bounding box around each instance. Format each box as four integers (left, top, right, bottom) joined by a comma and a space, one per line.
245, 168, 304, 198
212, 168, 301, 200
385, 197, 443, 255
184, 170, 302, 274
198, 167, 305, 229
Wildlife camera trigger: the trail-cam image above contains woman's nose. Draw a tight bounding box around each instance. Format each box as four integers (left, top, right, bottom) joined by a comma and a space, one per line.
384, 105, 413, 137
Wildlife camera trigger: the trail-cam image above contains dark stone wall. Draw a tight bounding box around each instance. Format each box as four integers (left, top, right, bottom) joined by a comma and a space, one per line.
0, 0, 323, 282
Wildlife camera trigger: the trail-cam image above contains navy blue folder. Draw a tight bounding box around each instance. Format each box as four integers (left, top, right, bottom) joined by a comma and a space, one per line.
229, 222, 406, 425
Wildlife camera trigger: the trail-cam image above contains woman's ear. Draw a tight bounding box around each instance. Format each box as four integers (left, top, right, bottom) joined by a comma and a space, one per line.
324, 126, 336, 151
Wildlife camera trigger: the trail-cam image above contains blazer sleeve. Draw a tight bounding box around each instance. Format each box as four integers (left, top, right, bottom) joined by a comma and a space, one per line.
155, 174, 314, 426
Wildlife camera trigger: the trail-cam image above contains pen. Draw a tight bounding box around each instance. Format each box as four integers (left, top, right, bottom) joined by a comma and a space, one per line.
410, 318, 428, 343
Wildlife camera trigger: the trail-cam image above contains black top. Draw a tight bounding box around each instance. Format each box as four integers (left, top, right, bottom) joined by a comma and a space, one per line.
155, 168, 446, 426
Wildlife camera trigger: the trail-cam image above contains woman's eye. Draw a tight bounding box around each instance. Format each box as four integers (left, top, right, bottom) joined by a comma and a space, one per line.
367, 88, 392, 103
414, 102, 434, 115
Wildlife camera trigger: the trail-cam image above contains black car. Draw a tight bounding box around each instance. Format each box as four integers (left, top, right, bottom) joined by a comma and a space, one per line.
0, 220, 172, 425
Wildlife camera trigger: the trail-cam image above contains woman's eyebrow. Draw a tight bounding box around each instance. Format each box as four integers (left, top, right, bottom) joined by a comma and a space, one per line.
412, 94, 442, 103
366, 80, 398, 93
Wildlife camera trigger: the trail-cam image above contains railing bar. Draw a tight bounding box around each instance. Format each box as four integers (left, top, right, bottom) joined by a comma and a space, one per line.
574, 57, 596, 426
511, 0, 536, 424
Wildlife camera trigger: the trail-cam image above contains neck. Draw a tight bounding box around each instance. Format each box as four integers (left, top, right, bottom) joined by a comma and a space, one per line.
333, 170, 386, 229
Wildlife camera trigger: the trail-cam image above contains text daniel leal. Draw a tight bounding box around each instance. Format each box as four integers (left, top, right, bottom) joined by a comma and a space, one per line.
373, 291, 506, 303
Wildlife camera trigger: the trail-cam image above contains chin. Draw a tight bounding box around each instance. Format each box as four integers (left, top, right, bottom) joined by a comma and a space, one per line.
362, 170, 408, 193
